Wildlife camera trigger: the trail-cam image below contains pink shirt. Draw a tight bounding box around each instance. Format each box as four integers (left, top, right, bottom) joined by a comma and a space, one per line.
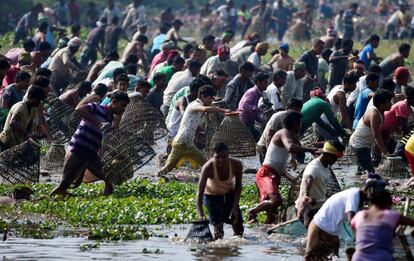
382, 100, 410, 135
351, 209, 400, 237
150, 52, 167, 72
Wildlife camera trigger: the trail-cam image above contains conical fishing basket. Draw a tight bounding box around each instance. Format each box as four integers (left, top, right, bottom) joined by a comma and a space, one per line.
42, 143, 66, 172
201, 99, 228, 149
277, 168, 341, 223
0, 139, 41, 185
47, 98, 81, 142
208, 113, 256, 157
83, 128, 155, 185
119, 94, 167, 142
378, 156, 410, 179
185, 220, 214, 243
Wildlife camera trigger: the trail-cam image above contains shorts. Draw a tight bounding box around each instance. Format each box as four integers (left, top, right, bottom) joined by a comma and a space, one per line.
405, 149, 414, 176
163, 141, 207, 170
256, 164, 281, 202
204, 191, 243, 225
60, 150, 105, 188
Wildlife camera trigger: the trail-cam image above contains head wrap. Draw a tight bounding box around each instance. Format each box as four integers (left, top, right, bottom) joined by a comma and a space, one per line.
68, 37, 82, 48
293, 62, 305, 71
310, 87, 328, 102
394, 66, 411, 80
217, 45, 230, 56
322, 141, 343, 158
279, 43, 289, 52
167, 50, 180, 60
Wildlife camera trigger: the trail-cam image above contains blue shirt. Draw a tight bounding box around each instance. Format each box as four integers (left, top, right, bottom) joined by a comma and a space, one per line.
151, 34, 167, 53
353, 88, 373, 129
359, 44, 374, 69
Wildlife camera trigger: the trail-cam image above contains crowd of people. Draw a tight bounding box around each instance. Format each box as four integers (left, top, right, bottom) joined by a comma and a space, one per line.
2, 0, 414, 260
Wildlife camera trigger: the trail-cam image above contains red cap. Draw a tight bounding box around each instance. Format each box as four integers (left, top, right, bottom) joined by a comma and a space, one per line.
394, 66, 411, 80
217, 45, 230, 56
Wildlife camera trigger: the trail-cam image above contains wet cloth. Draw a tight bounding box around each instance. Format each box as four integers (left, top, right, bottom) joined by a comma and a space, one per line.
351, 209, 400, 261
256, 164, 281, 202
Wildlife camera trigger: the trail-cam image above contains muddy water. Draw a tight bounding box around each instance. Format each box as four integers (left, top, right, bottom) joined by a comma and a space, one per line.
21, 138, 414, 260
1, 225, 304, 260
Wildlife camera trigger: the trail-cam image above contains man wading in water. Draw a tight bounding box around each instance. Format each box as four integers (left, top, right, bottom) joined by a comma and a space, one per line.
51, 91, 130, 196
196, 143, 243, 239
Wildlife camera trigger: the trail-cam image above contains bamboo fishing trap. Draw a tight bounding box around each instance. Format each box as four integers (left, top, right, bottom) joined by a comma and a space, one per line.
377, 156, 410, 179
47, 98, 81, 142
200, 99, 228, 149
41, 143, 66, 173
83, 128, 156, 185
0, 139, 41, 185
208, 112, 256, 157
119, 94, 167, 142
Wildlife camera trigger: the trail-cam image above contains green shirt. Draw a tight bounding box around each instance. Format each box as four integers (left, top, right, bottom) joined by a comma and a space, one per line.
301, 97, 345, 136
150, 65, 175, 87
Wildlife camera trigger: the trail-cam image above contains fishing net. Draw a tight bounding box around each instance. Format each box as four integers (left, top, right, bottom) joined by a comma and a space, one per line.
208, 113, 256, 157
119, 94, 167, 142
83, 128, 155, 185
185, 220, 214, 243
42, 143, 65, 172
301, 127, 317, 147
0, 139, 41, 184
378, 156, 410, 179
47, 98, 81, 142
200, 99, 227, 149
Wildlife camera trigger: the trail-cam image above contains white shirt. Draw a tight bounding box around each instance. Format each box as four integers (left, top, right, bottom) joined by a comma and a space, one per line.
347, 75, 367, 107
313, 188, 360, 236
263, 83, 283, 111
200, 56, 224, 76
282, 71, 304, 107
174, 99, 205, 145
230, 40, 247, 54
321, 85, 345, 124
296, 158, 330, 209
163, 69, 194, 107
102, 7, 122, 25
258, 110, 288, 147
217, 5, 236, 19
247, 52, 261, 68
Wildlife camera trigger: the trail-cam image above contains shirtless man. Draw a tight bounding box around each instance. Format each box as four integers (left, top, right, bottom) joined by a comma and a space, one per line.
350, 89, 393, 174
248, 111, 317, 224
267, 43, 294, 71
86, 52, 119, 82
77, 83, 108, 109
380, 43, 410, 78
196, 143, 243, 240
59, 81, 92, 108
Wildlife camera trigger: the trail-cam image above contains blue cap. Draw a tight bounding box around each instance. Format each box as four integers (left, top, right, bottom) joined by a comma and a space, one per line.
279, 43, 289, 52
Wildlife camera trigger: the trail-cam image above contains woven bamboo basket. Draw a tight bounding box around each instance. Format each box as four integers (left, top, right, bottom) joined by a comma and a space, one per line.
200, 99, 228, 149
277, 167, 341, 223
42, 143, 66, 172
377, 156, 410, 179
0, 139, 41, 184
208, 112, 256, 157
119, 94, 167, 142
83, 128, 155, 185
47, 98, 80, 142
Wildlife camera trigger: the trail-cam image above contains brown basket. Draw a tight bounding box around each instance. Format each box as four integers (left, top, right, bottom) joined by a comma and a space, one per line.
0, 139, 41, 184
119, 94, 167, 142
42, 143, 66, 172
83, 128, 155, 185
208, 114, 256, 157
47, 98, 81, 142
378, 156, 410, 179
199, 99, 228, 149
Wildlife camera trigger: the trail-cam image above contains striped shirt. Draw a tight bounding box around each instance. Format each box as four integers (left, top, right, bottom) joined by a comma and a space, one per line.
68, 103, 109, 160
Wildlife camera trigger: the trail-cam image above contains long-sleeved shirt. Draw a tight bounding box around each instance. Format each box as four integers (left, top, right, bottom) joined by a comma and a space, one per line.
224, 74, 254, 110
301, 97, 346, 136
282, 71, 304, 107
238, 85, 262, 126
